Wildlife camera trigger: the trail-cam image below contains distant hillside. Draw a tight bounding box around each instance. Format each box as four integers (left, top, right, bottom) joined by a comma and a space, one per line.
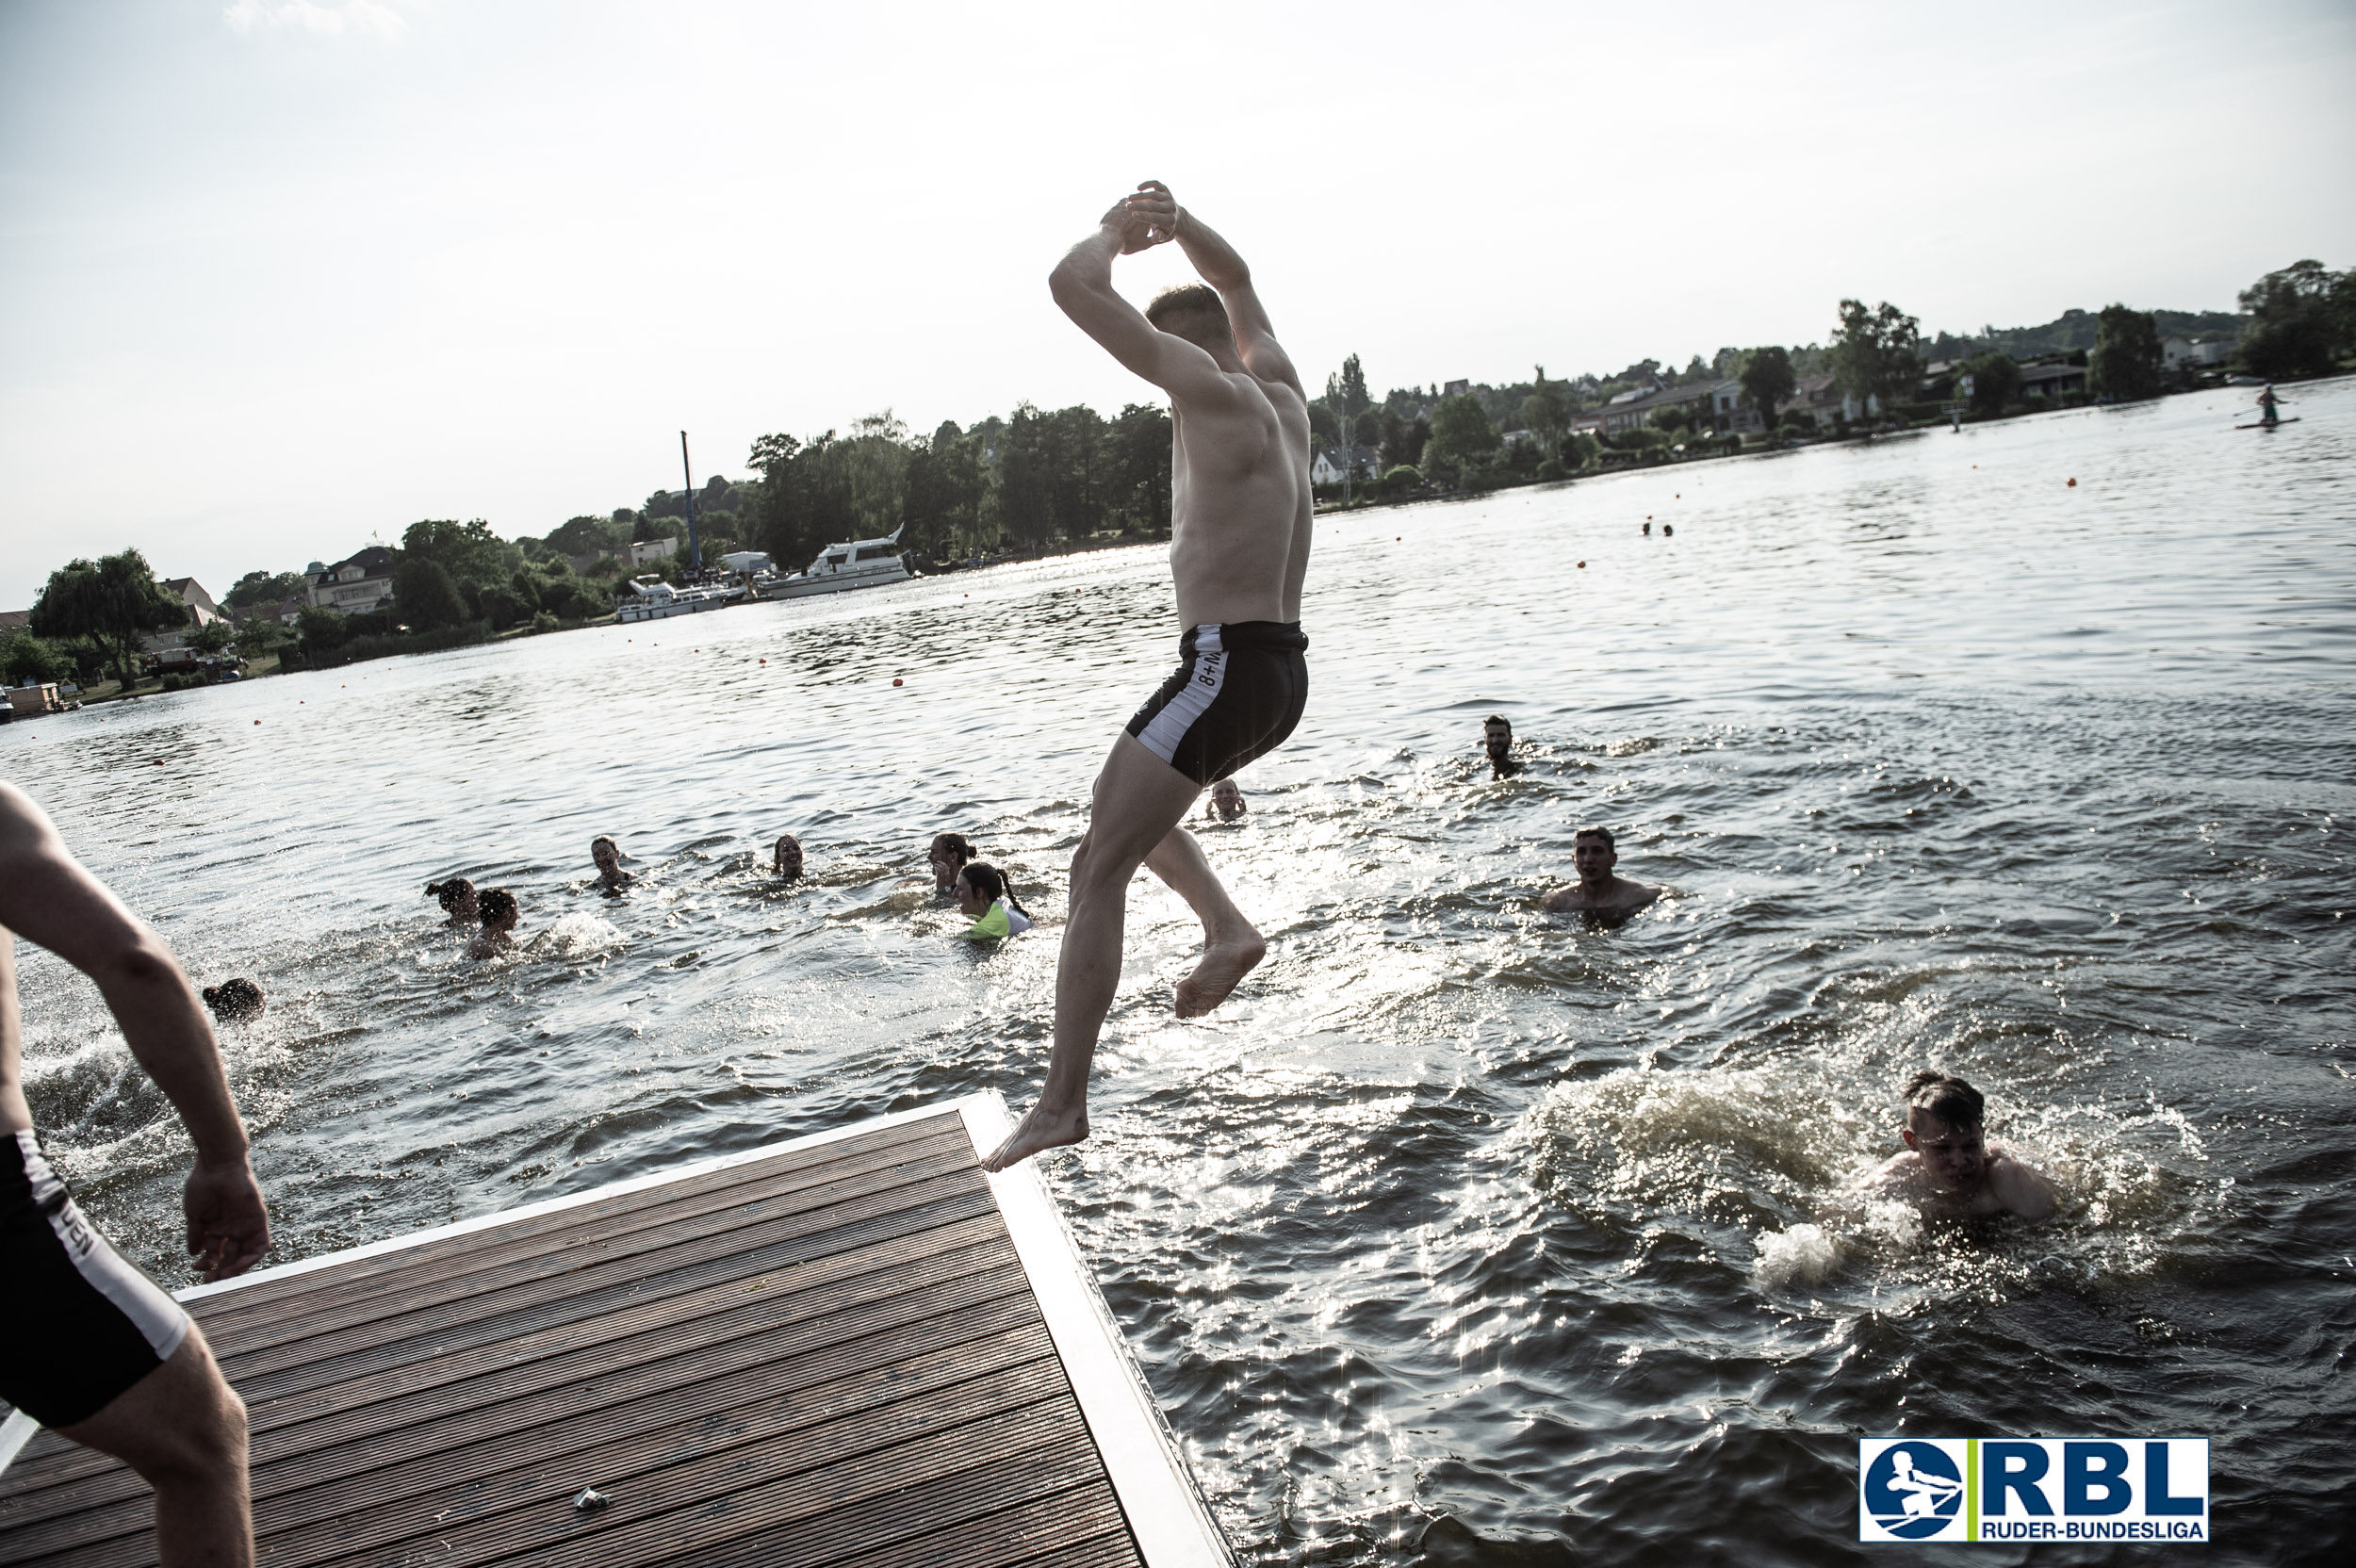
1927, 306, 2242, 362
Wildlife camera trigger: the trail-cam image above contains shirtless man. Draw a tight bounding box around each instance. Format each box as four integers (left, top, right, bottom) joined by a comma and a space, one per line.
1866, 1070, 2057, 1221
0, 782, 270, 1567
1542, 826, 1660, 922
985, 182, 1311, 1171
590, 835, 631, 896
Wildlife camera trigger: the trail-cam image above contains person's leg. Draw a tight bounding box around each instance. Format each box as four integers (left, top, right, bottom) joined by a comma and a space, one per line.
984, 733, 1201, 1171
1144, 825, 1267, 1018
57, 1327, 253, 1568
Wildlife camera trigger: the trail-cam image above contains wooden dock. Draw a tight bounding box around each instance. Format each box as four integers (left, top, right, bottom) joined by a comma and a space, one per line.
0, 1095, 1230, 1568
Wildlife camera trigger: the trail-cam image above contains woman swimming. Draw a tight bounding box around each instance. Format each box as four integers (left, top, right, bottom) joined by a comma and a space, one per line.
773, 834, 805, 883
928, 833, 973, 893
426, 877, 479, 927
954, 862, 1033, 940
201, 977, 266, 1021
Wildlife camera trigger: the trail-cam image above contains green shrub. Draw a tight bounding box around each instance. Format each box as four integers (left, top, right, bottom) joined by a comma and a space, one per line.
532, 611, 559, 633
1535, 457, 1567, 482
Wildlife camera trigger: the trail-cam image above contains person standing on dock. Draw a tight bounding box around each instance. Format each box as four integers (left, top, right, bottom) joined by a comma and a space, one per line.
985, 182, 1313, 1171
0, 781, 270, 1567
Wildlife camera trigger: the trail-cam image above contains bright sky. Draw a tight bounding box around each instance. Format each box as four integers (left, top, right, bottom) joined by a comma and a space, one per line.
3, 0, 2351, 608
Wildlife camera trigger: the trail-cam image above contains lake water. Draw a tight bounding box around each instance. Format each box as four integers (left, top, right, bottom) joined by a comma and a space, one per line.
8, 381, 2354, 1564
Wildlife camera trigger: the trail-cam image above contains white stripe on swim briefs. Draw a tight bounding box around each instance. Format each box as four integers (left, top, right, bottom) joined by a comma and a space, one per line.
18, 1130, 190, 1364
1137, 623, 1227, 766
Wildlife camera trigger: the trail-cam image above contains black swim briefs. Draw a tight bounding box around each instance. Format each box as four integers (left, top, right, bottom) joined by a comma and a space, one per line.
1125, 620, 1309, 786
0, 1130, 191, 1428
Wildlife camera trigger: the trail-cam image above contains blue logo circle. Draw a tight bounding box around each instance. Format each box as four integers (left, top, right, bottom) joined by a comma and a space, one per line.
1865, 1443, 1964, 1539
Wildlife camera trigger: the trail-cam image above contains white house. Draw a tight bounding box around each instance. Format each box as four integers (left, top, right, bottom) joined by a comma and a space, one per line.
627, 537, 679, 567
2162, 335, 2234, 370
305, 547, 399, 614
1311, 445, 1378, 485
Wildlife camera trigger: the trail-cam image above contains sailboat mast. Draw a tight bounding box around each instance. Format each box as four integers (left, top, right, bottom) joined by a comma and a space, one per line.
680, 431, 700, 573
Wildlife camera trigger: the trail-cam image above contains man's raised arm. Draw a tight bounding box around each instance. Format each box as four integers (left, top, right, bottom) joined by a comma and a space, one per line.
0, 783, 269, 1280
1128, 181, 1301, 397
1048, 194, 1232, 400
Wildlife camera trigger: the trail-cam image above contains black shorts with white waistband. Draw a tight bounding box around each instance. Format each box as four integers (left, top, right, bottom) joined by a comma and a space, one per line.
1125, 621, 1310, 787
0, 1130, 191, 1428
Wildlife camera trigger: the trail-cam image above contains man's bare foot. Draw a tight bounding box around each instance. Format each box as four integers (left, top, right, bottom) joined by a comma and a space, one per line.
1173, 930, 1266, 1019
982, 1101, 1089, 1171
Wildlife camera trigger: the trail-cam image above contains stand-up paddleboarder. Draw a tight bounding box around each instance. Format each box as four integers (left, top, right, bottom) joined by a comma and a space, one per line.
0, 782, 270, 1566
985, 182, 1312, 1171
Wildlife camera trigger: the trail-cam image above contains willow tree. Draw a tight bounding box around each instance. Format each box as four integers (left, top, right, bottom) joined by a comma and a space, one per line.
29, 549, 188, 684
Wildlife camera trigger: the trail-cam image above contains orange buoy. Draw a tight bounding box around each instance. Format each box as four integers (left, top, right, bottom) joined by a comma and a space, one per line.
2067, 478, 2077, 487
1577, 561, 1586, 568
892, 678, 904, 687
253, 719, 260, 725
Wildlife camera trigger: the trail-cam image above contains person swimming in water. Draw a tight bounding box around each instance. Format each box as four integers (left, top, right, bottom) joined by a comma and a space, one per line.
468, 889, 519, 958
1204, 778, 1247, 822
773, 834, 804, 883
590, 837, 631, 896
1865, 1070, 2057, 1221
1542, 827, 1660, 924
1483, 715, 1523, 779
954, 863, 1033, 940
928, 833, 973, 893
200, 978, 265, 1022
426, 878, 479, 927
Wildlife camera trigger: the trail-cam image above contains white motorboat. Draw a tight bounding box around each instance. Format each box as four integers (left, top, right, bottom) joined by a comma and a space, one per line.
763, 527, 912, 599
614, 578, 738, 623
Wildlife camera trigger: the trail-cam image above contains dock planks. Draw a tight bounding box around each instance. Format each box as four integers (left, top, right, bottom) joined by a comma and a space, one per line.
0, 1096, 1229, 1568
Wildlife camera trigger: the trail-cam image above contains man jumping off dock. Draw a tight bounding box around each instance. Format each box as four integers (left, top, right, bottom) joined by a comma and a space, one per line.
984, 182, 1313, 1171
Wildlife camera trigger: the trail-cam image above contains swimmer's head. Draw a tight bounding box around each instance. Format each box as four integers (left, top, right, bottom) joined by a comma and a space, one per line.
426, 877, 479, 923
201, 977, 265, 1021
956, 861, 1025, 920
773, 834, 803, 881
1573, 826, 1617, 881
1901, 1070, 1989, 1188
479, 887, 519, 931
1145, 284, 1234, 356
1482, 715, 1513, 760
929, 833, 973, 888
590, 836, 622, 878
1209, 778, 1246, 819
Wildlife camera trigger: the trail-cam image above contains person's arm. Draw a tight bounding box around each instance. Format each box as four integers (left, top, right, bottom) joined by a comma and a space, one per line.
1542, 883, 1580, 913
1986, 1148, 2059, 1220
1128, 181, 1302, 397
1048, 197, 1236, 404
0, 783, 269, 1280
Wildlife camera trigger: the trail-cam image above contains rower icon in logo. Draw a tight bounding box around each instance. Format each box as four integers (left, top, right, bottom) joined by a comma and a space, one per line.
1863, 1442, 1964, 1539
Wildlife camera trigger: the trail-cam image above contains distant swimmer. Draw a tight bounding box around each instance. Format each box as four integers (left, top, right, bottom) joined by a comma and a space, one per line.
1205, 778, 1248, 822
1483, 714, 1523, 778
773, 834, 804, 883
1542, 827, 1660, 924
468, 889, 519, 958
928, 833, 974, 894
0, 781, 270, 1565
426, 877, 479, 927
986, 180, 1312, 1171
590, 836, 632, 896
1866, 1070, 2057, 1221
955, 863, 1034, 940
201, 978, 265, 1022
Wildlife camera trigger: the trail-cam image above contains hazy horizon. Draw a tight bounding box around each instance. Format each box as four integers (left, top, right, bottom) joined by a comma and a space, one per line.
4, 0, 2352, 608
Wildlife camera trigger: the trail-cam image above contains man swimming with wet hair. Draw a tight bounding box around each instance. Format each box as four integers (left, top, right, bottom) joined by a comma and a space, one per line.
590, 836, 631, 896
986, 180, 1312, 1171
1867, 1070, 2057, 1221
1483, 714, 1522, 778
1543, 827, 1659, 923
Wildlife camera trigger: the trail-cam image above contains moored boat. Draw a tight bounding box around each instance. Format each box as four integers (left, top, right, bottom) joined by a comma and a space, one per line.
614, 578, 739, 623
762, 527, 912, 599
